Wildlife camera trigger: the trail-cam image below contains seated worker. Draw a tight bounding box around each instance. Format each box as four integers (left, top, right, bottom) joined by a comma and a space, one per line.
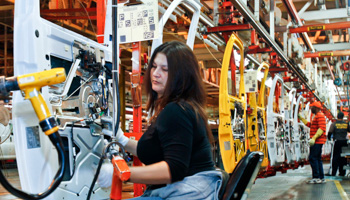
328, 112, 349, 176
298, 101, 327, 184
98, 41, 224, 199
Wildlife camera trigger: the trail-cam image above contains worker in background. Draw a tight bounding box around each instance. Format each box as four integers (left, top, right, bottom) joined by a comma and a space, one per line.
98, 41, 224, 199
328, 112, 349, 176
299, 101, 327, 184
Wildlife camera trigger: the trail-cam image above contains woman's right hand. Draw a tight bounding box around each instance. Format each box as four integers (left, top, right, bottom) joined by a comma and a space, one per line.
102, 125, 129, 147
115, 127, 129, 146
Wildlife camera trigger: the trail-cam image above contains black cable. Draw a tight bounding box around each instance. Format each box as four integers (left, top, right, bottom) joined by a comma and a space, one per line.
0, 132, 65, 199
86, 141, 128, 200
114, 74, 121, 135
87, 0, 121, 199
86, 154, 105, 200
112, 0, 121, 136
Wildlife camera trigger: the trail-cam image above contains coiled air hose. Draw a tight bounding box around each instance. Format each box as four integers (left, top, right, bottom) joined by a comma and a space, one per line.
0, 132, 65, 199
0, 68, 67, 199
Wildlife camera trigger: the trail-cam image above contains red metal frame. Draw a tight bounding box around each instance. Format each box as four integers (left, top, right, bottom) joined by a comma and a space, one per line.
289, 21, 350, 33
42, 16, 97, 20
40, 8, 96, 13
283, 77, 298, 82
304, 50, 350, 58
245, 45, 272, 54
206, 24, 252, 33
130, 42, 146, 197
268, 67, 289, 73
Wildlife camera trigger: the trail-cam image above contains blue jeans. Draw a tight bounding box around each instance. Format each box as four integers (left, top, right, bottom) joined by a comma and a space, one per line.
309, 144, 324, 179
129, 170, 223, 200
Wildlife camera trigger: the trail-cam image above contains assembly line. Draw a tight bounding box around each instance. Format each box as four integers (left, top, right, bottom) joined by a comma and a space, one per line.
0, 0, 349, 200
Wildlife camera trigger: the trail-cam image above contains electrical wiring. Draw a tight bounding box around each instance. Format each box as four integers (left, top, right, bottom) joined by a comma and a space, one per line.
200, 34, 222, 66
77, 0, 97, 37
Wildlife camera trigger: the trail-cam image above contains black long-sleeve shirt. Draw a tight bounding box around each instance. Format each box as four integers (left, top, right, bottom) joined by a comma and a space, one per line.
137, 101, 215, 183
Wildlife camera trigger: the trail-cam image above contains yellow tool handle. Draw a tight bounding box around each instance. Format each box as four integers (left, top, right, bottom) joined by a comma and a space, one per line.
18, 68, 66, 98
18, 68, 66, 135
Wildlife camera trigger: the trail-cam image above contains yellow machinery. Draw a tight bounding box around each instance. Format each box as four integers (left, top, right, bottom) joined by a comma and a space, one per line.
4, 68, 66, 134
0, 68, 67, 199
246, 62, 269, 168
219, 33, 247, 173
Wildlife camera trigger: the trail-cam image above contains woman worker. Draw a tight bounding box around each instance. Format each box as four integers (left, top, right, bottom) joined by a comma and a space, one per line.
98, 41, 224, 199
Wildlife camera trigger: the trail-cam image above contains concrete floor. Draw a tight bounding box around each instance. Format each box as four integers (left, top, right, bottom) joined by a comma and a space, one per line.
0, 163, 349, 199
248, 163, 350, 200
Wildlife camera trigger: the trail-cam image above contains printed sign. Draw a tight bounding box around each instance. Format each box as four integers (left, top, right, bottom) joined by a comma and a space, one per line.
244, 70, 258, 93
26, 126, 40, 149
307, 25, 325, 31
118, 0, 159, 43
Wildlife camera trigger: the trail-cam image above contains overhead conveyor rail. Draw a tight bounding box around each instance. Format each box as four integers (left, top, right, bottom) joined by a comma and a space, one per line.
230, 0, 334, 119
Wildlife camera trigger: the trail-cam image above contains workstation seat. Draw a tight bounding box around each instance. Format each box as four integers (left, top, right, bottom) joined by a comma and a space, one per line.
219, 151, 263, 200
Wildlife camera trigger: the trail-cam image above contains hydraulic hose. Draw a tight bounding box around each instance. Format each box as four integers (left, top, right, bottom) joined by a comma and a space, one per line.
0, 132, 65, 199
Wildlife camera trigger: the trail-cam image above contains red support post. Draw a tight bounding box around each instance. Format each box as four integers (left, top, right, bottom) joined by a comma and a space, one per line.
131, 42, 146, 197
97, 0, 106, 43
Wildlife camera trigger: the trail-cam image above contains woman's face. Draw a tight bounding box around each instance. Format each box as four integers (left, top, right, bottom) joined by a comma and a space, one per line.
151, 53, 168, 98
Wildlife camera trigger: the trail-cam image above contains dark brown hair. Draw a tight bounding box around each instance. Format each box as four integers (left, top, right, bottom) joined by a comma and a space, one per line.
144, 41, 213, 143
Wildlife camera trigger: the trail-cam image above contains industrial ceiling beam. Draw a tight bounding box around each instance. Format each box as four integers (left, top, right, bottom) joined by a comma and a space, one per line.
229, 1, 309, 88
205, 24, 252, 33
300, 8, 348, 21
289, 21, 350, 33
230, 0, 333, 117
313, 42, 350, 51
281, 0, 314, 52
304, 50, 350, 58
